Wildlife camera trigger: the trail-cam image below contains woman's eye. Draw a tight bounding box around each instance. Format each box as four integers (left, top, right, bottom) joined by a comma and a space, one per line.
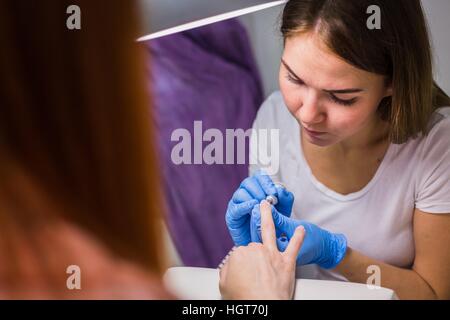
286, 73, 305, 85
285, 72, 358, 106
329, 94, 357, 106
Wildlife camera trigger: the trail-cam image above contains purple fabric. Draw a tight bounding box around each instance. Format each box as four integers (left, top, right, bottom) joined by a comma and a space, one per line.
146, 19, 263, 267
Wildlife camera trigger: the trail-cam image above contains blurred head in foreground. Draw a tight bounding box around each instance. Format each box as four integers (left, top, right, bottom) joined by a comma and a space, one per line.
0, 1, 171, 298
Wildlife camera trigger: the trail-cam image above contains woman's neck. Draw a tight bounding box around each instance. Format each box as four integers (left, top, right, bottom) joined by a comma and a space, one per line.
329, 116, 390, 156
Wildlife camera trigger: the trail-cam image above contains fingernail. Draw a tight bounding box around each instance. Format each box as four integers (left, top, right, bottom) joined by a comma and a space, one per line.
260, 200, 271, 210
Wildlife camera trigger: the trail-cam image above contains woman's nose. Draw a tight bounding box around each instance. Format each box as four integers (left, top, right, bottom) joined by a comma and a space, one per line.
298, 90, 325, 124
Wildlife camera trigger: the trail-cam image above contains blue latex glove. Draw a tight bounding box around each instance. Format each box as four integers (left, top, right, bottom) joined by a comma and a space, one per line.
225, 170, 294, 246
251, 204, 347, 269
225, 198, 258, 246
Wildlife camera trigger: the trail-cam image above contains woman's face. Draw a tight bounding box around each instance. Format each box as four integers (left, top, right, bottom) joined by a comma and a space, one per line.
279, 32, 392, 147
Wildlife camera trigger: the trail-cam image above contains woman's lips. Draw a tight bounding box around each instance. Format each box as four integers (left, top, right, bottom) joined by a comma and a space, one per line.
303, 126, 327, 137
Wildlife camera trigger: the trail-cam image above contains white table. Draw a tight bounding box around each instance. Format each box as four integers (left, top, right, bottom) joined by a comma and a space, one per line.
164, 267, 398, 300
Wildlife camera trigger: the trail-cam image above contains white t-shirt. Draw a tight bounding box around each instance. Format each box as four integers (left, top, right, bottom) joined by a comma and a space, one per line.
249, 91, 450, 281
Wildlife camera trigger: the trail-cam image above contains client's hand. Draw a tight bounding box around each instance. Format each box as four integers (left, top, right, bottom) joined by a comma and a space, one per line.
219, 200, 305, 300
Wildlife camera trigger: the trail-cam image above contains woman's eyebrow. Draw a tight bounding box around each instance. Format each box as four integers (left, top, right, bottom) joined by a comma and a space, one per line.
281, 59, 364, 94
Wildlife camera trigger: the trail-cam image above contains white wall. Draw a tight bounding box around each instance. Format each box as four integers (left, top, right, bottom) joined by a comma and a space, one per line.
239, 6, 283, 99
422, 0, 450, 94
240, 0, 450, 98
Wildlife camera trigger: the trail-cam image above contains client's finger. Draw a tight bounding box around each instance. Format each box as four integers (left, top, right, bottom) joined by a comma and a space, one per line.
260, 200, 277, 251
283, 226, 305, 262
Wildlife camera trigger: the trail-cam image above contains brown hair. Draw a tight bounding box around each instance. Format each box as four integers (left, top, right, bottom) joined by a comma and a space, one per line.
280, 0, 450, 143
0, 0, 165, 286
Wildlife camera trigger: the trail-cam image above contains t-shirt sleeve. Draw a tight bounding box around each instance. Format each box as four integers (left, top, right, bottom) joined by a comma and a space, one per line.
415, 116, 450, 214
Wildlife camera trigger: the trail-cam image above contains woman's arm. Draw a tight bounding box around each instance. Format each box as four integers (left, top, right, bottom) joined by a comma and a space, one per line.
335, 209, 450, 300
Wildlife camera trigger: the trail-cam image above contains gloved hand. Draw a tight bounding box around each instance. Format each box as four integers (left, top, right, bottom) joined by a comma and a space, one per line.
225, 170, 294, 246
250, 203, 347, 269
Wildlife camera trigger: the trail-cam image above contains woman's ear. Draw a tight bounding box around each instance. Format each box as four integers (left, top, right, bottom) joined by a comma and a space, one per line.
383, 79, 393, 97
384, 88, 393, 98
383, 83, 394, 98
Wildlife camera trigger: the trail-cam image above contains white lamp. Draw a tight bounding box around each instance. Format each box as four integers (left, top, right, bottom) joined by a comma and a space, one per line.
137, 0, 287, 41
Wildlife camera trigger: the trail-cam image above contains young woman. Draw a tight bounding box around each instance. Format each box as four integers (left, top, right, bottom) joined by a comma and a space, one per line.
223, 0, 450, 299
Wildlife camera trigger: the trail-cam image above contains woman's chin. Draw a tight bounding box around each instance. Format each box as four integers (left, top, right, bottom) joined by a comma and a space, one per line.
306, 137, 330, 147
